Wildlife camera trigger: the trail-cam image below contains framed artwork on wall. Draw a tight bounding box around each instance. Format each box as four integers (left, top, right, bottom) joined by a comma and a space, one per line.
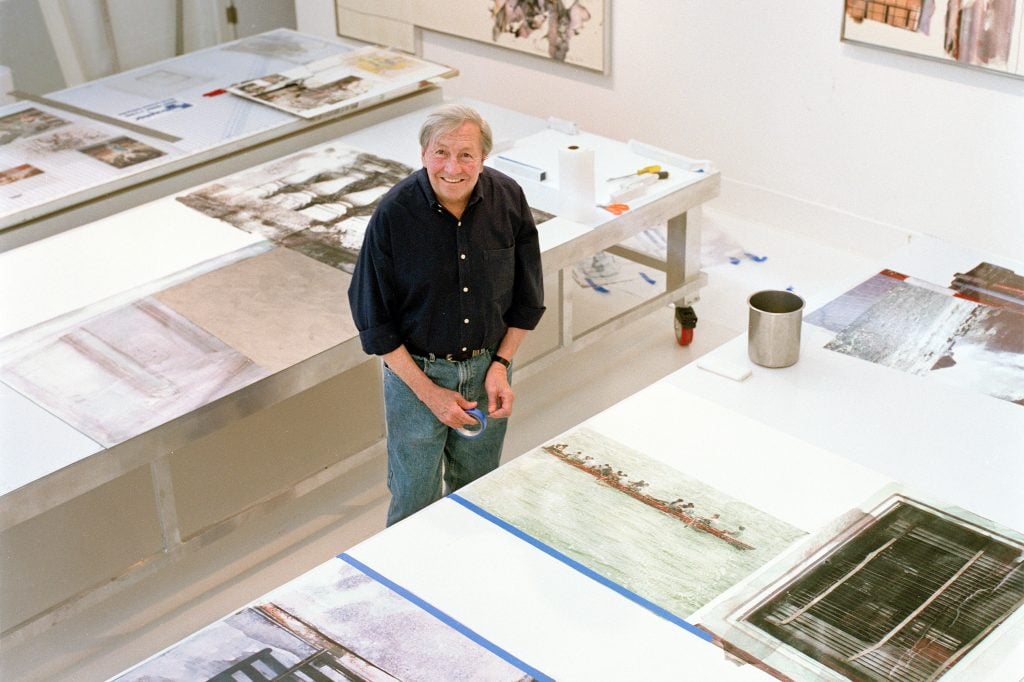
841, 0, 1024, 78
413, 0, 608, 73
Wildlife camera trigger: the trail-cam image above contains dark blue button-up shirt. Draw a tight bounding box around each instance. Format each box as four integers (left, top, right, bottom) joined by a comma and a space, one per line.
348, 166, 545, 358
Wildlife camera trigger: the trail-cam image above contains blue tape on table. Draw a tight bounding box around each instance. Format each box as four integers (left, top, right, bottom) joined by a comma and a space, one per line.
449, 493, 713, 642
338, 553, 554, 681
455, 407, 487, 438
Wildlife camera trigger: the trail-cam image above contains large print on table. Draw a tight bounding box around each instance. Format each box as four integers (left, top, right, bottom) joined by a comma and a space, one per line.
176, 145, 412, 273
841, 0, 1024, 78
0, 298, 269, 448
113, 557, 537, 681
458, 427, 806, 619
806, 267, 1024, 406
699, 493, 1024, 682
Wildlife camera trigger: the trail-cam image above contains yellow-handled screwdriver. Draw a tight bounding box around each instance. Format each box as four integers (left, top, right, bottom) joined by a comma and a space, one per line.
607, 165, 668, 181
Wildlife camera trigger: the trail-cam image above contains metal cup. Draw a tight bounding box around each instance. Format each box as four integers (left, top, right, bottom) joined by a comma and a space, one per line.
748, 290, 804, 368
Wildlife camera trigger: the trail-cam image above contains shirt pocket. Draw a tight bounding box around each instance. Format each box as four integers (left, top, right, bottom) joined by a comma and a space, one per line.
484, 246, 515, 308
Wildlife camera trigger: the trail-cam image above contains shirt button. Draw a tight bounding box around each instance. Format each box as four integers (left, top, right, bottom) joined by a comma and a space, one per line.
461, 346, 468, 351
463, 287, 469, 292
460, 254, 466, 260
464, 318, 469, 324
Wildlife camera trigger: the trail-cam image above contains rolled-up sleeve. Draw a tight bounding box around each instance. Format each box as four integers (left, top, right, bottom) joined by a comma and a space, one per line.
504, 187, 546, 330
348, 211, 403, 356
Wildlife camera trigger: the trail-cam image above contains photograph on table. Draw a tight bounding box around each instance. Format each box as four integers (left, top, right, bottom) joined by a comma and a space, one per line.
229, 71, 371, 119
112, 557, 539, 681
0, 163, 43, 186
227, 46, 454, 119
176, 144, 412, 272
806, 267, 1024, 406
0, 297, 269, 447
841, 0, 1024, 77
407, 0, 609, 72
77, 135, 166, 169
457, 427, 806, 619
697, 489, 1024, 682
0, 107, 70, 145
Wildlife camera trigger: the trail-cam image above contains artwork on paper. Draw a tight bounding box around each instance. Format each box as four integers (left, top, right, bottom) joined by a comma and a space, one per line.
0, 107, 70, 145
176, 145, 413, 273
232, 73, 370, 119
950, 261, 1024, 314
107, 67, 213, 100
227, 47, 454, 119
409, 0, 608, 72
77, 135, 166, 168
0, 298, 269, 448
112, 557, 537, 681
25, 125, 108, 154
223, 28, 351, 64
841, 0, 1024, 78
0, 163, 43, 185
806, 268, 1024, 406
700, 495, 1024, 682
458, 427, 806, 618
153, 246, 359, 373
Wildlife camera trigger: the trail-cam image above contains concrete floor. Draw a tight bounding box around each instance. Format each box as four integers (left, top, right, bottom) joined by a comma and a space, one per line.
1, 208, 882, 680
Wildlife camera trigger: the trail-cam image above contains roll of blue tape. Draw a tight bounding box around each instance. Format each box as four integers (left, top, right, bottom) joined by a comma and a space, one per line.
455, 407, 487, 438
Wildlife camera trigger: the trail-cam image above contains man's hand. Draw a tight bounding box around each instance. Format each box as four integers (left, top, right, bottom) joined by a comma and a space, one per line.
423, 383, 479, 430
485, 362, 514, 418
382, 346, 479, 430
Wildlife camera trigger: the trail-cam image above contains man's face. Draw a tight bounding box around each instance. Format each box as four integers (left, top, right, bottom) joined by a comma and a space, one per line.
421, 121, 485, 211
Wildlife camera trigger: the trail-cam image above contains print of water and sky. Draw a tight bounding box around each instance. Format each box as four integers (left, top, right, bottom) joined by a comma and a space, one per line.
460, 427, 806, 618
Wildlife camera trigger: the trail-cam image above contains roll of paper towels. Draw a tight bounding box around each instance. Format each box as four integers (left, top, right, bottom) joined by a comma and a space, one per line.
558, 144, 596, 223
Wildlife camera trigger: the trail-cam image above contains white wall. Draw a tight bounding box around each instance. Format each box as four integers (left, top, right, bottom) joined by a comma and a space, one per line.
300, 2, 1024, 261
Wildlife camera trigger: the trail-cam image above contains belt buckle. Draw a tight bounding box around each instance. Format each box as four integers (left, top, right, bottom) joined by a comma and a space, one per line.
443, 348, 485, 361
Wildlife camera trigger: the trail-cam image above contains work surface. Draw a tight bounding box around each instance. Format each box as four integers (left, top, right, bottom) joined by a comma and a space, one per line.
110, 236, 1024, 680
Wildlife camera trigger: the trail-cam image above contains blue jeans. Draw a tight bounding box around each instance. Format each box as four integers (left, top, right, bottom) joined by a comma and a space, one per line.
383, 350, 510, 526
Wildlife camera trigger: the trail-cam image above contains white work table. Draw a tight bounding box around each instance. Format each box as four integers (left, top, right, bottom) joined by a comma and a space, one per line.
0, 97, 717, 643
110, 363, 1024, 681
669, 236, 1024, 532
108, 234, 1024, 681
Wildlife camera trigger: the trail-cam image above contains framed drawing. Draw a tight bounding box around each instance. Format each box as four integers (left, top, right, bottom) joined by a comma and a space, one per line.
412, 0, 608, 73
841, 0, 1024, 78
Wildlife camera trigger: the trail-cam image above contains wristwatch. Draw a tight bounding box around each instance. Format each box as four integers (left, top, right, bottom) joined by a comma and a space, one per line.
492, 354, 511, 369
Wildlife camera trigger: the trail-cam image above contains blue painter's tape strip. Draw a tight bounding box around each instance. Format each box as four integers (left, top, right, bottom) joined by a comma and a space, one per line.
338, 552, 554, 681
449, 493, 713, 642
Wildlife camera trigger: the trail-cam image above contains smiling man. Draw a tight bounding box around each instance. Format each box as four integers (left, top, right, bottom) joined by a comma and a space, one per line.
348, 104, 545, 526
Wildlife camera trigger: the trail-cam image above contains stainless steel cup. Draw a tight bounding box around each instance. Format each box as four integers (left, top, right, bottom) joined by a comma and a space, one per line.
748, 290, 805, 368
